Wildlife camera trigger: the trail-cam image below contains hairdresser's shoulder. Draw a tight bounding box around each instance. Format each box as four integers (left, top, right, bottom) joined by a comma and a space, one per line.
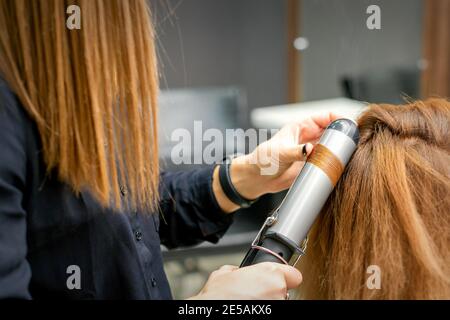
0, 77, 34, 132
0, 77, 39, 162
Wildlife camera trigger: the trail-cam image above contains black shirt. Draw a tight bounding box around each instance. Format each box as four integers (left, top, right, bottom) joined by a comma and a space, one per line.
0, 80, 233, 299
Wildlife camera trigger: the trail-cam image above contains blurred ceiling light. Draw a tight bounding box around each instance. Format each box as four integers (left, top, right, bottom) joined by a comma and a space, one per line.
293, 37, 309, 51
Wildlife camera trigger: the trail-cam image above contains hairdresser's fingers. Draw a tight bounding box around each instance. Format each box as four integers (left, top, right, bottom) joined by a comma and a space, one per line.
279, 161, 303, 184
310, 112, 342, 129
296, 113, 342, 142
277, 265, 303, 289
219, 265, 239, 272
258, 263, 303, 289
281, 143, 313, 163
210, 265, 239, 278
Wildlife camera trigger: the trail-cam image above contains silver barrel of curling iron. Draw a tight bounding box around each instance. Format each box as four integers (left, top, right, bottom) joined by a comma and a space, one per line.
240, 118, 359, 267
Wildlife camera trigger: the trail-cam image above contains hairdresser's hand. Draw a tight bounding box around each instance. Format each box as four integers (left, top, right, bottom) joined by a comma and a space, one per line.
188, 262, 302, 300
213, 112, 341, 212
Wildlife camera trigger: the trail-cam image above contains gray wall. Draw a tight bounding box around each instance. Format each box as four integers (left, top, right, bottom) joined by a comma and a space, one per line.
152, 0, 288, 109
300, 0, 423, 101
152, 0, 423, 107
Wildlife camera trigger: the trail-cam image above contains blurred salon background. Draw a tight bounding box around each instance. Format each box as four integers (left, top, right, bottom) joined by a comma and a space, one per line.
152, 0, 450, 299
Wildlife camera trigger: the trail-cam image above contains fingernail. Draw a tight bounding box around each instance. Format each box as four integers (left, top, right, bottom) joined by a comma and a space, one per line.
302, 144, 308, 159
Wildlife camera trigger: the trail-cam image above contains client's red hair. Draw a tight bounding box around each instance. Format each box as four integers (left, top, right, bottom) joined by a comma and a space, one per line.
297, 98, 450, 299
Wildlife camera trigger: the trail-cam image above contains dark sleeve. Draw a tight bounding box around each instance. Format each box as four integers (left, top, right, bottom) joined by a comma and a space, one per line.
0, 82, 32, 299
158, 166, 234, 249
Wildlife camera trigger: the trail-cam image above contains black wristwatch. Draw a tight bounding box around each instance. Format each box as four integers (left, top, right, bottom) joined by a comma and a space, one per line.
218, 156, 259, 208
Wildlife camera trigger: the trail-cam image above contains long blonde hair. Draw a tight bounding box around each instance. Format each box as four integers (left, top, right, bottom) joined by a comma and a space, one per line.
0, 0, 159, 210
297, 98, 450, 299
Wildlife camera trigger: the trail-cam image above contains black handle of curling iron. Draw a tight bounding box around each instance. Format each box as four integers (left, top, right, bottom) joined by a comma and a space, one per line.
240, 234, 296, 267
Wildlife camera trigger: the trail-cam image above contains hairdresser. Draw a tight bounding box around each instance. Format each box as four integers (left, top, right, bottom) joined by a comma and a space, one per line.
0, 1, 339, 300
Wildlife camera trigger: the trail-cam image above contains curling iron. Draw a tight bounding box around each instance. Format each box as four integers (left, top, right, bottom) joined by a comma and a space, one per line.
240, 118, 359, 267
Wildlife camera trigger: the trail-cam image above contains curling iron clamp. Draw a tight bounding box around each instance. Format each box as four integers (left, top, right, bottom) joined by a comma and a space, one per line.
240, 118, 359, 267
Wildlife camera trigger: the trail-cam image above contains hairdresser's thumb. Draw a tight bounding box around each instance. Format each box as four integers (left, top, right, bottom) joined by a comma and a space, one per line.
253, 262, 303, 289
277, 264, 303, 289
283, 143, 313, 163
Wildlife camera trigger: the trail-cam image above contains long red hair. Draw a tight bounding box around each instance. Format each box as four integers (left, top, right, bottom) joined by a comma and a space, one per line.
297, 98, 450, 299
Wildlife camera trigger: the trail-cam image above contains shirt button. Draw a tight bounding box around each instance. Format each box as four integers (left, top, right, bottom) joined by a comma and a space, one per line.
134, 230, 142, 241
151, 278, 157, 287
